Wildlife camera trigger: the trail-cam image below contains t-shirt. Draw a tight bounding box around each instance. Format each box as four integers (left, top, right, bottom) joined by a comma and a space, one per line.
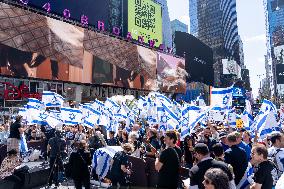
254, 160, 278, 189
224, 145, 248, 185
238, 141, 251, 161
8, 121, 21, 139
110, 151, 128, 178
189, 158, 233, 189
158, 147, 180, 188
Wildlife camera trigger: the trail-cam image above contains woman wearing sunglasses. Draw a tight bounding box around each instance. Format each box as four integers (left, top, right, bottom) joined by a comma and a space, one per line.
202, 168, 230, 189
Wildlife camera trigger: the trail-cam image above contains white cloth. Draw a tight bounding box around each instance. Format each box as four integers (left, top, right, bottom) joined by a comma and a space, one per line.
268, 146, 284, 173
276, 173, 284, 189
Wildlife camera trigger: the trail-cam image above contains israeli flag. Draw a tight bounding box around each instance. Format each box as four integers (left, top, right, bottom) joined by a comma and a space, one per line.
83, 106, 101, 128
158, 104, 179, 131
137, 96, 147, 110
92, 146, 122, 179
258, 99, 277, 115
210, 87, 233, 110
61, 107, 82, 125
242, 110, 254, 131
257, 111, 280, 139
45, 111, 63, 128
42, 91, 64, 107
105, 98, 120, 113
179, 105, 202, 140
20, 134, 28, 153
156, 94, 173, 109
27, 98, 43, 110
225, 108, 236, 128
237, 163, 254, 189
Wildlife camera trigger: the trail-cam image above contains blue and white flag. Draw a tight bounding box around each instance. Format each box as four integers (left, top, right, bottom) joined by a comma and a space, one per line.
259, 99, 277, 115
158, 104, 179, 131
83, 106, 101, 128
92, 146, 122, 178
210, 87, 232, 110
61, 107, 82, 125
42, 91, 64, 107
105, 98, 120, 113
45, 111, 63, 128
242, 110, 254, 131
20, 134, 28, 153
27, 98, 43, 110
257, 111, 280, 139
225, 108, 236, 128
156, 94, 173, 109
237, 163, 254, 189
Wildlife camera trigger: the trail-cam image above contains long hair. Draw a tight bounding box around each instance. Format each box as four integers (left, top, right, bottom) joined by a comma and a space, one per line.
204, 168, 229, 189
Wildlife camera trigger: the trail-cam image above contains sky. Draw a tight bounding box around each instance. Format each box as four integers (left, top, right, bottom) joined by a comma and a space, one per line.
167, 0, 267, 98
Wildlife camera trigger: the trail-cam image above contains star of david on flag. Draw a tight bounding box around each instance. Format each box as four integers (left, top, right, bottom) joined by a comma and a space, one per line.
61, 107, 82, 125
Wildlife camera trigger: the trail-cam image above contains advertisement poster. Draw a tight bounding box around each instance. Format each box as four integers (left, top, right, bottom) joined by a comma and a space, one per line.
128, 0, 163, 46
0, 2, 185, 93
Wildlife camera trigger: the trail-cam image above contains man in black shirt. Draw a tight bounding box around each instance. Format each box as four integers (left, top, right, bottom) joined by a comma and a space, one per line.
251, 144, 278, 189
110, 143, 133, 187
189, 143, 235, 189
155, 131, 180, 188
224, 133, 248, 186
7, 116, 26, 153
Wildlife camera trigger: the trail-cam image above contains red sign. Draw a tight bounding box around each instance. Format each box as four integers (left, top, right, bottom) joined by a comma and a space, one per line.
0, 82, 42, 100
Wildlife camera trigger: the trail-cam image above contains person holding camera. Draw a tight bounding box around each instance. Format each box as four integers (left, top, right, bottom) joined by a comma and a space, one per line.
109, 143, 133, 187
47, 130, 66, 187
68, 140, 92, 189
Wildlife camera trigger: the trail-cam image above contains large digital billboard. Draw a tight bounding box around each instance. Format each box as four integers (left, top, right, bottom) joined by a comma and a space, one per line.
9, 0, 113, 29
174, 31, 214, 86
276, 64, 284, 84
0, 2, 185, 93
128, 0, 163, 47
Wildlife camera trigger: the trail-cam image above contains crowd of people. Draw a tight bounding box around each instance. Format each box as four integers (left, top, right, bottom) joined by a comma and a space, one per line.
0, 115, 284, 189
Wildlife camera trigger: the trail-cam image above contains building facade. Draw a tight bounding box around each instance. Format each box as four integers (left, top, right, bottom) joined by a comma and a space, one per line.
153, 0, 173, 48
264, 0, 284, 100
189, 0, 243, 86
171, 19, 188, 33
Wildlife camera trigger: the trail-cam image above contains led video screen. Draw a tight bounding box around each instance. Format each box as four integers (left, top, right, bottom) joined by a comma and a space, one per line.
128, 0, 163, 47
0, 2, 185, 93
274, 45, 284, 64
9, 0, 113, 29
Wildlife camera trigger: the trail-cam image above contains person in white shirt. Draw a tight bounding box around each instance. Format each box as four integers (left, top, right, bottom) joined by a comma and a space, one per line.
268, 132, 284, 177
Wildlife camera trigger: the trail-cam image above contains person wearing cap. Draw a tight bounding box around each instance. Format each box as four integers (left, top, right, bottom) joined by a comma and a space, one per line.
219, 132, 229, 151
267, 132, 284, 177
7, 115, 26, 153
109, 143, 133, 187
188, 143, 235, 189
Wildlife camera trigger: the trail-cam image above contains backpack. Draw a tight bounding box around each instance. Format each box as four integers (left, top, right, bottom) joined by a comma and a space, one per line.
269, 149, 283, 185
